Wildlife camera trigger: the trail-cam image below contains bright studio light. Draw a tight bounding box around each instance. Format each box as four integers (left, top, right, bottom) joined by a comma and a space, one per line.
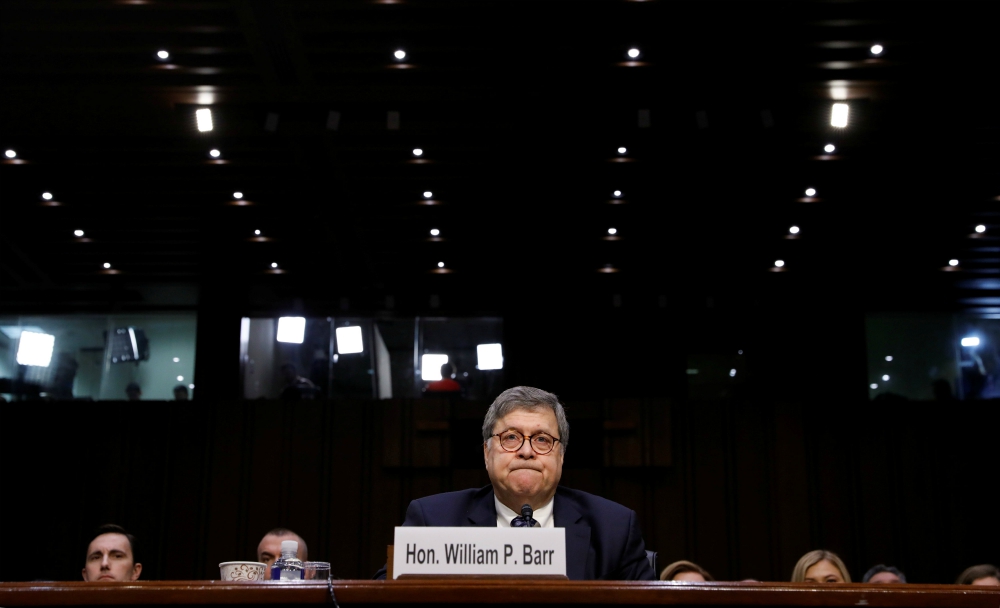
412, 148, 423, 157
276, 316, 306, 344
437, 261, 445, 268
831, 103, 849, 128
270, 262, 278, 268
4, 150, 16, 158
824, 144, 836, 153
421, 354, 449, 381
336, 325, 364, 354
233, 191, 243, 199
157, 50, 170, 60
608, 228, 617, 235
774, 259, 785, 268
885, 355, 893, 362
729, 369, 737, 377
870, 383, 878, 390
394, 49, 407, 60
870, 44, 884, 55
961, 336, 980, 347
975, 224, 986, 233
627, 48, 641, 59
209, 149, 221, 158
477, 343, 504, 370
16, 331, 55, 367
423, 191, 433, 198
789, 225, 800, 234
949, 259, 959, 267
617, 146, 627, 154
195, 108, 213, 132
103, 262, 111, 269
74, 229, 84, 237
430, 228, 440, 236
805, 188, 817, 197
177, 375, 184, 382
882, 374, 890, 381
254, 229, 261, 236
173, 357, 180, 363
42, 192, 53, 200
613, 190, 622, 197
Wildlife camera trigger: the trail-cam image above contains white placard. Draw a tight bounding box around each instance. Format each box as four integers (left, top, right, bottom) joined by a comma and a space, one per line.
392, 527, 566, 579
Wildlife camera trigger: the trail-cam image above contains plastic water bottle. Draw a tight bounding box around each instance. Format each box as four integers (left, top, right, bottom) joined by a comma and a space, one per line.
271, 540, 304, 581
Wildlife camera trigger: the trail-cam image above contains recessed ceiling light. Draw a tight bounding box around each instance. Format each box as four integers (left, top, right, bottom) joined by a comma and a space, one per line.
774, 259, 785, 268
885, 355, 893, 361
824, 144, 836, 153
41, 192, 53, 200
254, 229, 261, 236
789, 225, 800, 234
209, 149, 221, 158
271, 262, 278, 268
156, 50, 170, 60
948, 259, 959, 267
4, 150, 15, 158
103, 262, 111, 269
430, 228, 440, 236
423, 191, 433, 198
613, 190, 622, 197
437, 261, 445, 268
804, 188, 816, 197
975, 224, 986, 233
394, 49, 406, 60
881, 374, 889, 381
608, 228, 617, 235
412, 148, 423, 157
870, 44, 884, 55
195, 108, 213, 132
177, 375, 184, 382
831, 103, 849, 128
961, 336, 980, 347
870, 383, 878, 389
627, 47, 641, 59
173, 357, 180, 363
233, 191, 243, 199
74, 229, 84, 237
617, 146, 627, 154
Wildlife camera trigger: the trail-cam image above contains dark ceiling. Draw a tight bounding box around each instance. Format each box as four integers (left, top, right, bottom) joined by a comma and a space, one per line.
1, 0, 998, 316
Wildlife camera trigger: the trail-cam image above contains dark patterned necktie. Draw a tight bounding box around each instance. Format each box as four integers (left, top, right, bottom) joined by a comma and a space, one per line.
511, 504, 538, 527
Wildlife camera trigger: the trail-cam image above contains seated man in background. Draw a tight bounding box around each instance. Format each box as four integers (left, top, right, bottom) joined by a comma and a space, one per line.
173, 385, 189, 401
377, 386, 655, 580
257, 528, 308, 580
425, 362, 462, 393
82, 524, 142, 582
863, 564, 906, 584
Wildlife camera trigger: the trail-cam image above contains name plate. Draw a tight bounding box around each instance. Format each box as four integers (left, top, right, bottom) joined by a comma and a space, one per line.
392, 527, 566, 579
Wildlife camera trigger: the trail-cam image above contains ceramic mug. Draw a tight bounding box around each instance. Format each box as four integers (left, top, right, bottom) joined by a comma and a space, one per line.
219, 561, 267, 582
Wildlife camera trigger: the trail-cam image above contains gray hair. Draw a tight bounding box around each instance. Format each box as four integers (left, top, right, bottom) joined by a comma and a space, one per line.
482, 386, 569, 452
862, 564, 906, 583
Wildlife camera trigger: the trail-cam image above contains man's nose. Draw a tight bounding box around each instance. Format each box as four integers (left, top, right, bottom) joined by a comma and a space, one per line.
101, 554, 111, 569
516, 438, 535, 458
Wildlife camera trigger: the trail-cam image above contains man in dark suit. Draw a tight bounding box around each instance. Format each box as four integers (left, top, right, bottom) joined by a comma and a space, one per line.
377, 386, 655, 581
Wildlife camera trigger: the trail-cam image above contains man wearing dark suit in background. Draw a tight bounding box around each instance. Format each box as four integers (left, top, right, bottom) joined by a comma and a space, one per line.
376, 386, 655, 581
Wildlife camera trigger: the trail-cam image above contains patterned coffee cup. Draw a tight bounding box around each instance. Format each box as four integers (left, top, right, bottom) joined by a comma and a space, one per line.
219, 561, 267, 582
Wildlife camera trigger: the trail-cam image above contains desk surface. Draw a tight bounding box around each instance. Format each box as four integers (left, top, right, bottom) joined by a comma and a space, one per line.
2, 580, 999, 607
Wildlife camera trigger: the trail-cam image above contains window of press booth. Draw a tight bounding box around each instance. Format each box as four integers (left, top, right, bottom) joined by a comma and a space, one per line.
239, 316, 504, 400
0, 313, 198, 401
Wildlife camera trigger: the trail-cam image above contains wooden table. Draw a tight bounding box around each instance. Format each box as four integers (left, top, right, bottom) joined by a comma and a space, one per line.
2, 580, 998, 607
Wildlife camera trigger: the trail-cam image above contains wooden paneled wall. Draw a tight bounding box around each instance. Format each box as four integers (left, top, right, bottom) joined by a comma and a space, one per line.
1, 399, 995, 584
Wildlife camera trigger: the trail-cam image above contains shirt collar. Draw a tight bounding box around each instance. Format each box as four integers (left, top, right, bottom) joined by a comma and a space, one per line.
494, 494, 554, 528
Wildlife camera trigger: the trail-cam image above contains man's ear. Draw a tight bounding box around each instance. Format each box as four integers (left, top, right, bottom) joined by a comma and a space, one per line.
483, 441, 489, 467
130, 563, 142, 581
81, 567, 88, 581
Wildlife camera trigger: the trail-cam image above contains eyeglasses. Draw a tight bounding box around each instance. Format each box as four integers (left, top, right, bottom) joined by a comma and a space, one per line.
492, 429, 561, 455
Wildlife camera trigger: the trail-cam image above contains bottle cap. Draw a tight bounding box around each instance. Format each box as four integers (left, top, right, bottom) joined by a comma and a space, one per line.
280, 540, 298, 554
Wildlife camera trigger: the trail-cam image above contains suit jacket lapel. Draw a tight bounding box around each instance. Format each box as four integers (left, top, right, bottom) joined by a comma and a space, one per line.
554, 489, 590, 580
467, 486, 499, 526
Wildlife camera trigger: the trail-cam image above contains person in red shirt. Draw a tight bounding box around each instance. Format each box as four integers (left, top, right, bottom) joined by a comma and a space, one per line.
426, 362, 461, 393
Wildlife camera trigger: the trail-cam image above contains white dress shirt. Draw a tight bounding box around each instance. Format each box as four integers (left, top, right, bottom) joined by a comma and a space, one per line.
494, 495, 554, 528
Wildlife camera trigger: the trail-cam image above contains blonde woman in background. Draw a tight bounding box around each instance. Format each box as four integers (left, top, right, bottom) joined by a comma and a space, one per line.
791, 550, 851, 583
660, 560, 714, 582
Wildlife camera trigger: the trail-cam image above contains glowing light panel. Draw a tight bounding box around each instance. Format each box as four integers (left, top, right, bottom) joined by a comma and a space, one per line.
870, 44, 883, 55
613, 190, 622, 197
412, 148, 423, 156
42, 192, 53, 200
831, 103, 849, 127
608, 228, 617, 235
421, 354, 449, 381
430, 228, 440, 236
805, 188, 816, 197
196, 108, 213, 132
336, 325, 364, 354
394, 49, 406, 60
824, 144, 836, 153
423, 191, 433, 198
949, 259, 959, 267
209, 149, 221, 158
4, 150, 15, 158
233, 191, 243, 199
477, 343, 504, 370
157, 50, 170, 60
276, 317, 306, 344
617, 146, 627, 154
16, 331, 55, 367
774, 259, 785, 268
74, 230, 84, 237
789, 226, 800, 234
961, 337, 980, 347
975, 224, 986, 233
627, 48, 640, 59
